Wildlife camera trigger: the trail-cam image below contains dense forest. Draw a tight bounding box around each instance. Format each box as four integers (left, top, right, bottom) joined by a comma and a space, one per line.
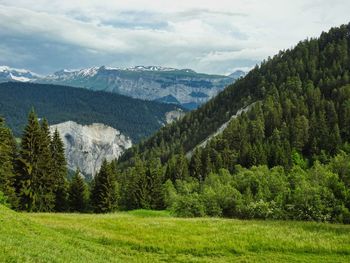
1, 23, 350, 223
0, 82, 183, 142
114, 23, 350, 222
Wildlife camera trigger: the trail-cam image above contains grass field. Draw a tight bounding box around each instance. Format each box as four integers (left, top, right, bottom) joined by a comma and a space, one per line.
1, 205, 350, 262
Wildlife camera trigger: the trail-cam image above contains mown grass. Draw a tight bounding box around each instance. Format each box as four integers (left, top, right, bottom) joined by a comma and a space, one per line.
0, 205, 350, 262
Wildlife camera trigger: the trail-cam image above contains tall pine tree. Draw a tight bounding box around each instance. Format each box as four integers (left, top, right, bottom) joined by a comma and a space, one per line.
50, 128, 68, 211
91, 160, 118, 213
68, 169, 88, 212
0, 117, 18, 208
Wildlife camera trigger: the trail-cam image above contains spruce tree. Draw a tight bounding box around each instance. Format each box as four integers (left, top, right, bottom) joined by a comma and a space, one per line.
17, 109, 43, 211
36, 118, 55, 211
0, 117, 18, 208
68, 169, 88, 212
50, 128, 68, 211
17, 111, 56, 211
147, 158, 164, 209
91, 160, 118, 213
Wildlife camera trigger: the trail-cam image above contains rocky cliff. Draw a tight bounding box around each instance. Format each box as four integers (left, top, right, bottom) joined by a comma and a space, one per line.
50, 121, 132, 177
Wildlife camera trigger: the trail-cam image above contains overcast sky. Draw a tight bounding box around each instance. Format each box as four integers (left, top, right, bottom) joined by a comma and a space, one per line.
0, 0, 349, 75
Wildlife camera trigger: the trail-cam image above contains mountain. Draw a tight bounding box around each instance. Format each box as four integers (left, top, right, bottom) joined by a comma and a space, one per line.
119, 23, 350, 170
0, 65, 244, 110
50, 121, 132, 177
37, 66, 238, 109
228, 70, 246, 79
0, 82, 184, 142
0, 66, 40, 82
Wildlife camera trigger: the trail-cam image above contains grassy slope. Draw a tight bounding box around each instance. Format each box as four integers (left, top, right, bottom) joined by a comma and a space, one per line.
1, 206, 350, 262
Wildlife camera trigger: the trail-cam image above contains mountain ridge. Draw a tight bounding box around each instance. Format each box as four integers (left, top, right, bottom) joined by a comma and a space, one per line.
0, 65, 246, 110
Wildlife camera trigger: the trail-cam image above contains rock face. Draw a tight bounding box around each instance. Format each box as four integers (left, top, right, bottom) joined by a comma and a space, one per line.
39, 66, 242, 109
165, 109, 185, 124
50, 121, 132, 177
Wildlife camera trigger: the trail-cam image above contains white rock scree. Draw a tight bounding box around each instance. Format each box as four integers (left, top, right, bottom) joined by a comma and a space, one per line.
50, 121, 132, 178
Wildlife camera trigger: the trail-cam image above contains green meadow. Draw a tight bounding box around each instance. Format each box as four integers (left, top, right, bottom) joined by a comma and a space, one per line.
1, 205, 350, 262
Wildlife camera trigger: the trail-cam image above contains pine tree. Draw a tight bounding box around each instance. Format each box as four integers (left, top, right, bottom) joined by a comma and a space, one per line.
134, 156, 149, 208
36, 118, 55, 211
91, 160, 118, 213
17, 109, 44, 211
0, 117, 19, 208
68, 169, 88, 212
147, 158, 164, 209
189, 148, 203, 181
50, 128, 68, 211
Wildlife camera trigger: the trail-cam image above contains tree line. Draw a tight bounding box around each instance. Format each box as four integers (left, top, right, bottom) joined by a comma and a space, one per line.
0, 110, 119, 213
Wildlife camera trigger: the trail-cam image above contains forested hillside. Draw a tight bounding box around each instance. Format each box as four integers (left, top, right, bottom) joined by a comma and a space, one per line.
113, 23, 350, 222
0, 82, 183, 142
120, 23, 350, 165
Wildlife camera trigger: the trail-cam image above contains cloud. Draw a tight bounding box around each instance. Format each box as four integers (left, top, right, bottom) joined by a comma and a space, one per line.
0, 0, 349, 74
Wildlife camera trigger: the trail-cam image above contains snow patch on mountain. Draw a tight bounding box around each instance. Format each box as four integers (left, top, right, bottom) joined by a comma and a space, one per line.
0, 65, 40, 82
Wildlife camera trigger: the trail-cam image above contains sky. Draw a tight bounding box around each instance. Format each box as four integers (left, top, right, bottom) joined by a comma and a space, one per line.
0, 0, 349, 75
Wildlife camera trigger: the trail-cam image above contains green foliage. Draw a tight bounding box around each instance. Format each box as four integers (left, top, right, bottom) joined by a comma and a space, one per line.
91, 160, 119, 213
50, 128, 69, 211
0, 82, 184, 142
68, 169, 88, 212
0, 191, 9, 207
0, 117, 18, 208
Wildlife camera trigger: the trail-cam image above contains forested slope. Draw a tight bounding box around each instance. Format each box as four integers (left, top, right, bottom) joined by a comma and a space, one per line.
0, 82, 183, 142
120, 23, 350, 166
113, 23, 350, 222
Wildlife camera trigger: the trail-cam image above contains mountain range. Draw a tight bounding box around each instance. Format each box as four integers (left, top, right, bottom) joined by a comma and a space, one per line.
0, 65, 245, 110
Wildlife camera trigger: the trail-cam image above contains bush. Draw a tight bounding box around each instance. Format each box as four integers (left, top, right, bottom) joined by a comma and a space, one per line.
0, 191, 9, 207
172, 193, 205, 217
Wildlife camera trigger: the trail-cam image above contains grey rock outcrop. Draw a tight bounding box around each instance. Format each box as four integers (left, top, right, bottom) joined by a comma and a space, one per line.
50, 121, 132, 177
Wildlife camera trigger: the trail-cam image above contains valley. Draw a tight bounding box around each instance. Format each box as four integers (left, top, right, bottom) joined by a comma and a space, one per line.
0, 2, 350, 262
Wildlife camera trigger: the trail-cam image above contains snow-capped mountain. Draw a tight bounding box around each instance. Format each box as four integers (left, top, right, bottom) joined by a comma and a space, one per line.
38, 66, 242, 109
0, 64, 246, 109
0, 66, 40, 82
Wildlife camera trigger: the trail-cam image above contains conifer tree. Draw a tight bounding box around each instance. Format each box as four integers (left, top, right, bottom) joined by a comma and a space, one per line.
68, 169, 88, 212
0, 117, 18, 208
16, 110, 56, 211
91, 160, 118, 213
50, 128, 68, 211
189, 148, 203, 181
147, 158, 164, 209
36, 118, 55, 211
17, 109, 43, 211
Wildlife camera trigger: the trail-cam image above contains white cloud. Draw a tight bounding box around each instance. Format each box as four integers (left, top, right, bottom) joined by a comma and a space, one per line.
0, 0, 349, 74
